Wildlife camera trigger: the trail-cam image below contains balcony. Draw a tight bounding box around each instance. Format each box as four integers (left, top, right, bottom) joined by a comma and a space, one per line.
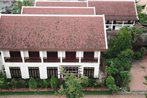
4, 57, 22, 62
81, 57, 98, 62
44, 57, 60, 62
25, 57, 41, 62
63, 58, 79, 62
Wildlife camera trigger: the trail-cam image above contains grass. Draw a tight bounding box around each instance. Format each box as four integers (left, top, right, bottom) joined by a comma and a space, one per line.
0, 91, 112, 96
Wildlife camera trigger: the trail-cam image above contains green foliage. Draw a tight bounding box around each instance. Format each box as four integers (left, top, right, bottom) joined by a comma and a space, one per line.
0, 72, 5, 88
29, 78, 37, 89
138, 13, 147, 25
57, 72, 88, 98
106, 76, 118, 93
140, 47, 147, 55
38, 79, 49, 88
10, 78, 17, 89
50, 76, 59, 90
133, 51, 143, 60
3, 0, 33, 14
119, 71, 130, 87
137, 5, 144, 13
16, 79, 27, 88
117, 49, 134, 61
105, 28, 132, 58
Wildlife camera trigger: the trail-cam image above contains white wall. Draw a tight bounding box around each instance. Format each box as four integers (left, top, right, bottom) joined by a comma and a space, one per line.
1, 50, 101, 79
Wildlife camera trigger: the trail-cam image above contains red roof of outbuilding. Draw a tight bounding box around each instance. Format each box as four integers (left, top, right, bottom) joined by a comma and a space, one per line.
0, 15, 107, 51
35, 1, 87, 7
22, 7, 95, 15
88, 0, 138, 21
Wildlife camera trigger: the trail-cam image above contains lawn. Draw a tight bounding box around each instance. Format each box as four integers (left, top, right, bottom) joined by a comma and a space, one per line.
0, 91, 112, 96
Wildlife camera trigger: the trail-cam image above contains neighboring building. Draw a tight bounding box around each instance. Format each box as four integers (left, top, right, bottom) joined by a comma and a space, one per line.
0, 14, 107, 79
21, 6, 95, 15
35, 0, 138, 30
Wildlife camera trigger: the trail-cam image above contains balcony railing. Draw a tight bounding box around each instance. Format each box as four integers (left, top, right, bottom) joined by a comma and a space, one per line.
44, 57, 60, 62
4, 57, 22, 62
63, 58, 79, 62
24, 57, 41, 62
81, 57, 98, 62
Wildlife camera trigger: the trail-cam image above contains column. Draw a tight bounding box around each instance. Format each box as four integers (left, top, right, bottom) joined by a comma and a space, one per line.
122, 21, 124, 27
58, 66, 61, 78
5, 66, 11, 78
21, 66, 29, 79
58, 51, 63, 63
79, 66, 83, 76
20, 51, 25, 63
111, 21, 114, 30
39, 66, 47, 79
39, 51, 43, 63
0, 51, 5, 64
94, 66, 99, 78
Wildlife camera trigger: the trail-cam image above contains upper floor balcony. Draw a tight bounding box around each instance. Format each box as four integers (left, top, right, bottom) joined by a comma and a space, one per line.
1, 51, 100, 63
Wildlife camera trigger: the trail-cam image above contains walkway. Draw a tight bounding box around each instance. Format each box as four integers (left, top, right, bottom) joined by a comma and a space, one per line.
0, 95, 146, 98
130, 55, 147, 91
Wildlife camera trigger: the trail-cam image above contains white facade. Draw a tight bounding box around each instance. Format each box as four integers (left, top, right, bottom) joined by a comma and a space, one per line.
0, 50, 101, 79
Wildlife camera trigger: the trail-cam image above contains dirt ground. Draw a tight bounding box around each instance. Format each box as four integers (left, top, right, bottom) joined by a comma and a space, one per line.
130, 55, 147, 91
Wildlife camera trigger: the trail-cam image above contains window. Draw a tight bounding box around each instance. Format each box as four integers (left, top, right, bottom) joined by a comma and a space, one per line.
47, 67, 58, 78
84, 52, 94, 58
66, 52, 76, 59
10, 67, 21, 78
84, 67, 94, 78
47, 51, 58, 58
10, 51, 21, 57
113, 20, 116, 24
63, 67, 79, 74
106, 20, 110, 24
29, 51, 39, 57
28, 67, 40, 78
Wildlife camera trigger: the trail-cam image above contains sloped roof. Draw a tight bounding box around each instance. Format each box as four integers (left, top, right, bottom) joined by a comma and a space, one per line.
22, 7, 95, 15
35, 1, 87, 7
0, 15, 107, 51
88, 0, 138, 21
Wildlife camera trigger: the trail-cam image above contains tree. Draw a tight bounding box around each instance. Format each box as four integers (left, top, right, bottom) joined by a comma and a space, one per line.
50, 76, 59, 90
106, 76, 118, 93
57, 72, 88, 98
2, 0, 33, 14
105, 28, 132, 58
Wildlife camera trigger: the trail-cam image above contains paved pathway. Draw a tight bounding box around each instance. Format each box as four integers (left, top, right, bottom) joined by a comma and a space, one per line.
130, 55, 147, 91
0, 95, 146, 98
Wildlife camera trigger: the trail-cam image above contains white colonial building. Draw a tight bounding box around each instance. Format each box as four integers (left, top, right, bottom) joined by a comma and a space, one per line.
0, 14, 107, 79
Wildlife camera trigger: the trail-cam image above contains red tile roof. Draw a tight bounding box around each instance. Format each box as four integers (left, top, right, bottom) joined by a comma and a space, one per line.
22, 7, 95, 15
0, 15, 107, 51
36, 1, 87, 7
88, 1, 138, 21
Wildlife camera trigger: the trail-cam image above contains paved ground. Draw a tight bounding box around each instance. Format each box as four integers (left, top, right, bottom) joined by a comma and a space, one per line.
0, 95, 146, 98
130, 55, 147, 91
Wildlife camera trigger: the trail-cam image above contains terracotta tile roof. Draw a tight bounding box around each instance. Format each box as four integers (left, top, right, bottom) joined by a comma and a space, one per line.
35, 1, 87, 7
88, 1, 138, 21
0, 15, 107, 51
22, 7, 95, 15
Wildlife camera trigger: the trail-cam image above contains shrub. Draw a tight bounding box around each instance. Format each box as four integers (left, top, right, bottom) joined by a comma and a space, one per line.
38, 79, 49, 88
94, 79, 104, 87
0, 72, 5, 88
133, 51, 143, 60
29, 78, 37, 89
16, 79, 26, 88
140, 47, 147, 55
87, 79, 96, 87
50, 76, 59, 90
10, 78, 17, 89
117, 49, 134, 60
106, 76, 118, 93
